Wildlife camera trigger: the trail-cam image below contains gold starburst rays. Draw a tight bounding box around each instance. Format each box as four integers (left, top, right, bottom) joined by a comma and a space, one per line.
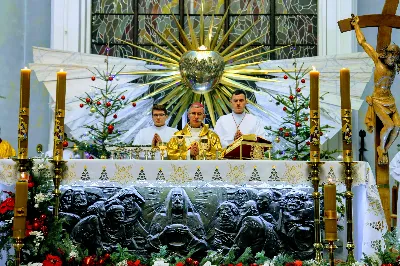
118, 2, 288, 127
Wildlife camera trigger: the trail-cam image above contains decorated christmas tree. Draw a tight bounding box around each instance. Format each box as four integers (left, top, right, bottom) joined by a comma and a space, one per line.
265, 61, 338, 161
71, 45, 134, 159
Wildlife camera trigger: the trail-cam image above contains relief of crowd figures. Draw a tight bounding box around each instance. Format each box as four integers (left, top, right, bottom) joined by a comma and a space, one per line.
59, 185, 314, 260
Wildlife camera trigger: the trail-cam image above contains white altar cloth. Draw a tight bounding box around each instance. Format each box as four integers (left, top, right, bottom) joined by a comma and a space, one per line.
0, 159, 387, 259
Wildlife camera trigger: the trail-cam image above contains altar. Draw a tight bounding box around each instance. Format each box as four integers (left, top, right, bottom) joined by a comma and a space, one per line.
0, 159, 386, 260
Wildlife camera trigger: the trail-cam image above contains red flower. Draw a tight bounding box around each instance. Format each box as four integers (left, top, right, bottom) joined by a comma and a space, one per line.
176, 262, 184, 266
25, 221, 33, 236
127, 260, 141, 266
43, 254, 62, 266
294, 260, 302, 266
0, 197, 14, 214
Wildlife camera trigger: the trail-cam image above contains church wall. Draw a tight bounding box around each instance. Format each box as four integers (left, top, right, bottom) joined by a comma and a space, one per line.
0, 0, 51, 156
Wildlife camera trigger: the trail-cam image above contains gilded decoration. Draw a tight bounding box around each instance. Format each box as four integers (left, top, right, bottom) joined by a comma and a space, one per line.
54, 119, 64, 145
282, 163, 304, 185
18, 118, 28, 141
110, 163, 133, 184
250, 144, 265, 160
168, 164, 191, 183
63, 163, 77, 184
0, 162, 17, 185
226, 163, 246, 184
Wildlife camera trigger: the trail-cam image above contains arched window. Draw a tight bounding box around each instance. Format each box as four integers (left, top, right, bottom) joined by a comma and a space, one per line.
91, 0, 317, 59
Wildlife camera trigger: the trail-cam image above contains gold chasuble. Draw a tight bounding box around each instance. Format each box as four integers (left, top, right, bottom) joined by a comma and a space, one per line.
167, 123, 222, 160
0, 139, 16, 158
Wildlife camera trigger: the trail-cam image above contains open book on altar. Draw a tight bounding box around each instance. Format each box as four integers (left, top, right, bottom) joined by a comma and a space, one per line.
220, 134, 272, 160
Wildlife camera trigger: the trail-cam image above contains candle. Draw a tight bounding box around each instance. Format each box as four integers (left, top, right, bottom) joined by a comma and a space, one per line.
340, 68, 352, 162
18, 67, 31, 159
324, 181, 338, 241
53, 70, 67, 161
309, 67, 320, 162
13, 180, 28, 239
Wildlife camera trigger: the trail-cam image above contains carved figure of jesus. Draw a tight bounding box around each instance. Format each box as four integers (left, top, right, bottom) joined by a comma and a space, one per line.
351, 15, 400, 164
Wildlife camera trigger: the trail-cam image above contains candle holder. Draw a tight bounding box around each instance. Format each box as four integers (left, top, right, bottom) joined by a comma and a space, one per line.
158, 142, 168, 160
150, 148, 157, 160
307, 161, 325, 262
12, 157, 32, 266
50, 159, 65, 219
340, 161, 357, 263
326, 240, 337, 266
14, 237, 24, 266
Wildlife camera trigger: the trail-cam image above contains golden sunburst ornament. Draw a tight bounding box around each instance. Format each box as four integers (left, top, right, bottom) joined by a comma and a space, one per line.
118, 3, 289, 127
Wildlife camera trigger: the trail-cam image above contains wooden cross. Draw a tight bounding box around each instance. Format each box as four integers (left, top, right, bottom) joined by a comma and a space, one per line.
338, 0, 400, 226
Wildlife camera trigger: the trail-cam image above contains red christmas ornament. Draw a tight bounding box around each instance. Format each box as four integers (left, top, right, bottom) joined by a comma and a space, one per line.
91, 76, 96, 81
113, 114, 117, 119
79, 103, 84, 108
306, 141, 310, 146
293, 157, 297, 160
41, 225, 48, 233
185, 258, 193, 265
132, 102, 137, 107
86, 98, 91, 103
97, 101, 101, 105
289, 95, 294, 101
62, 140, 68, 148
108, 76, 113, 81
301, 78, 306, 83
108, 124, 114, 131
284, 132, 290, 137
279, 127, 283, 131
33, 222, 40, 230
296, 88, 301, 93
283, 75, 288, 79
103, 253, 111, 260
283, 106, 287, 111
295, 122, 301, 127
193, 261, 199, 266
88, 156, 94, 159
121, 95, 126, 100
304, 117, 309, 121
106, 102, 111, 107
40, 214, 47, 221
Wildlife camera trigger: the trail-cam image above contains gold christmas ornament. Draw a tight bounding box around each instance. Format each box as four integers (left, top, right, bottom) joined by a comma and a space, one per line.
275, 137, 281, 143
90, 106, 96, 113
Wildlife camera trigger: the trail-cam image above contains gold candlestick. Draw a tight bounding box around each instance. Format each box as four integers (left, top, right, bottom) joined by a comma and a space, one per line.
339, 67, 356, 263
307, 161, 324, 262
13, 67, 32, 266
308, 66, 324, 261
51, 69, 67, 219
326, 241, 337, 266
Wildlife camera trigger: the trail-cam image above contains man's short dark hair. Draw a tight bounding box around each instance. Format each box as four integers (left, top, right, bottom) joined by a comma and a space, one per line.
231, 89, 247, 99
152, 104, 168, 115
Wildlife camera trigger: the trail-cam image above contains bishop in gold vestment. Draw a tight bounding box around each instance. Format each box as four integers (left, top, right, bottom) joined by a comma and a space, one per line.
0, 139, 16, 159
167, 103, 222, 160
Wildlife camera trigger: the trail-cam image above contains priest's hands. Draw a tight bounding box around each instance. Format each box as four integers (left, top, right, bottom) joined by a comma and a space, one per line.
152, 133, 162, 147
190, 142, 199, 157
234, 130, 243, 140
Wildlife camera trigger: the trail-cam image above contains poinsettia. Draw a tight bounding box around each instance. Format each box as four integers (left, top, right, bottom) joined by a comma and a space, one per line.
0, 197, 14, 214
127, 259, 141, 266
42, 254, 62, 266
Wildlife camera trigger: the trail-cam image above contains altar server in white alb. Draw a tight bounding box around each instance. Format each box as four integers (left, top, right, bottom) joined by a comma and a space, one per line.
133, 104, 176, 147
215, 89, 265, 148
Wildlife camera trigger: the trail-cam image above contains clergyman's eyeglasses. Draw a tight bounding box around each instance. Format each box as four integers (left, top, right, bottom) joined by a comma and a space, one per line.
153, 114, 166, 117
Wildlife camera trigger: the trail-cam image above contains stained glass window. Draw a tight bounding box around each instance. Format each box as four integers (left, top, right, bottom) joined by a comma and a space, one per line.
91, 0, 317, 60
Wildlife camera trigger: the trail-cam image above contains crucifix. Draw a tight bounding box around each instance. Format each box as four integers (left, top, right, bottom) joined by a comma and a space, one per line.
338, 0, 400, 226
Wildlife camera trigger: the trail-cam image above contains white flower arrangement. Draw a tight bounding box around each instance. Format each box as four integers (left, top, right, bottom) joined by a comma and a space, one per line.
29, 231, 45, 255
116, 260, 127, 266
153, 259, 169, 266
34, 192, 51, 208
